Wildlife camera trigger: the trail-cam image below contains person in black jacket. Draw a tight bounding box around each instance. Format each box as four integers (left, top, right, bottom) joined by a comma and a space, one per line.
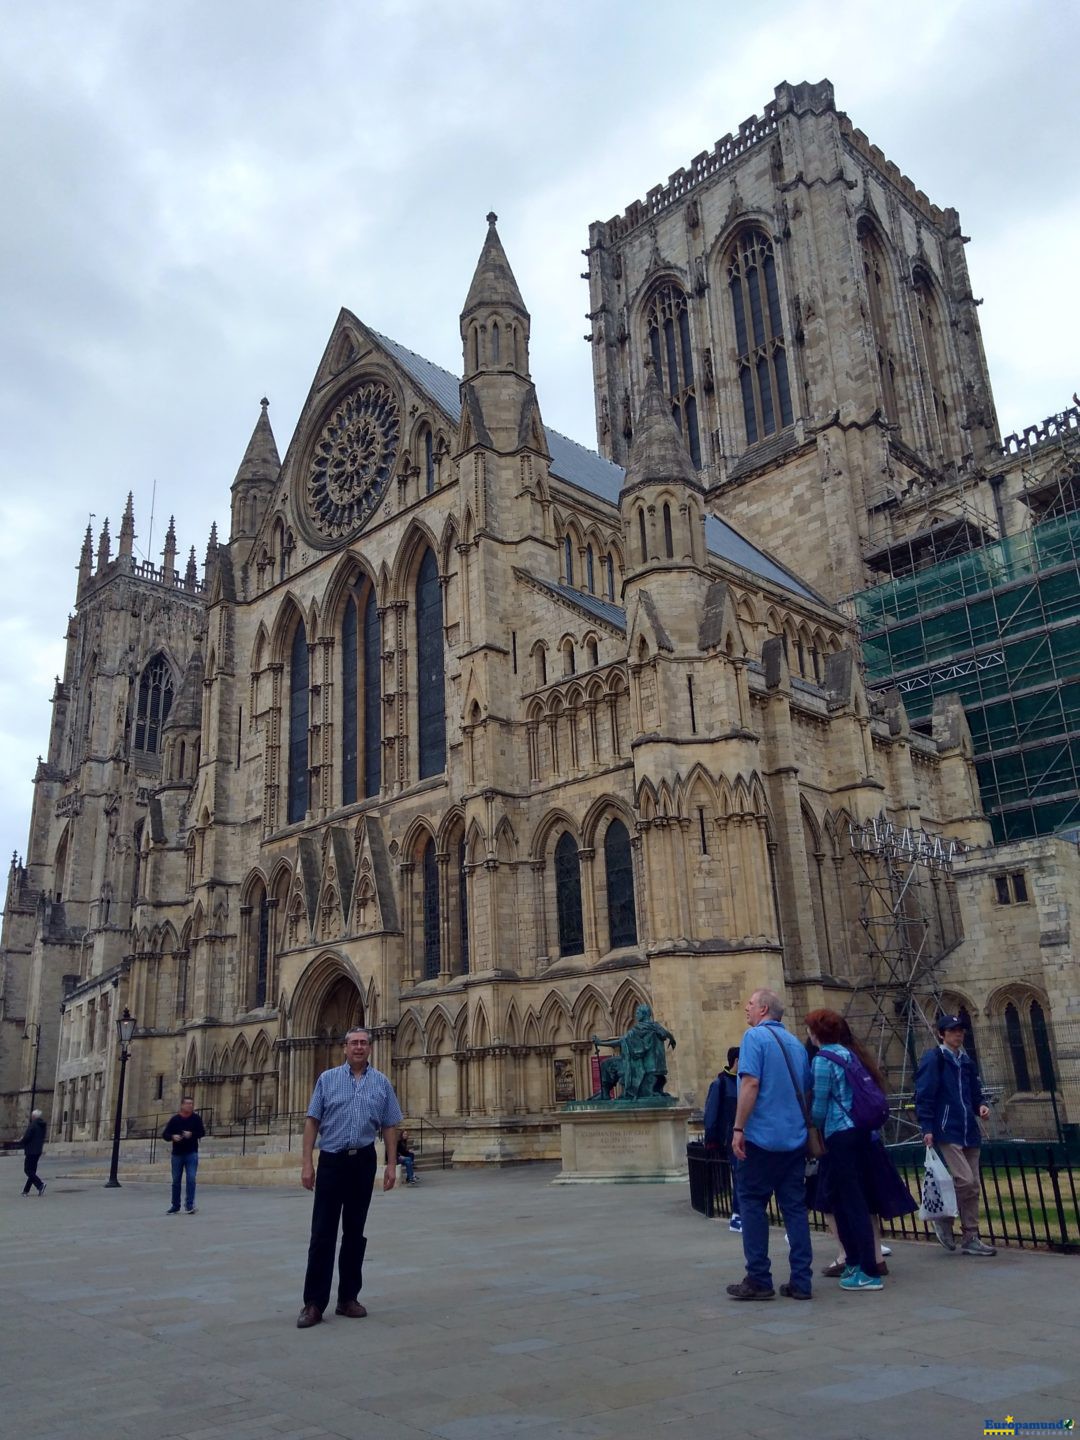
19, 1109, 47, 1196
704, 1047, 741, 1231
162, 1097, 206, 1214
914, 1015, 995, 1257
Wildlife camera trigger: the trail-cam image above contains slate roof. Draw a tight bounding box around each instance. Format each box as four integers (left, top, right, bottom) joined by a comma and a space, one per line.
526, 574, 627, 631
371, 330, 820, 604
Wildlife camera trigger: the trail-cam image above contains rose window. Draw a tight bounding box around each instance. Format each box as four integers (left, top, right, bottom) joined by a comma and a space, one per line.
305, 383, 400, 539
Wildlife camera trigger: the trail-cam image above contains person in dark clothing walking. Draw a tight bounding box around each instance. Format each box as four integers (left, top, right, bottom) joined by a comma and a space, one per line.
704, 1047, 741, 1230
19, 1109, 47, 1195
162, 1097, 205, 1214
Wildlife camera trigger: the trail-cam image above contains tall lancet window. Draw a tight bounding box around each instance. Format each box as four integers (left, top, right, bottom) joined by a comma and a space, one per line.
341, 596, 358, 806
422, 836, 440, 979
554, 831, 584, 957
363, 589, 382, 797
913, 268, 955, 456
416, 548, 446, 778
859, 222, 900, 425
605, 819, 637, 948
288, 621, 310, 824
644, 283, 701, 467
134, 654, 174, 753
726, 228, 793, 446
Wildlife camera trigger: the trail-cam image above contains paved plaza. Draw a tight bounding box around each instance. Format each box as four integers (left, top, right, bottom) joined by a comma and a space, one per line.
1, 1155, 1078, 1440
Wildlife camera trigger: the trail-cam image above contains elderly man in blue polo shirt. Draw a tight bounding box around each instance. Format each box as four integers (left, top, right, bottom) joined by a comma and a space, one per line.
297, 1027, 402, 1329
728, 988, 814, 1301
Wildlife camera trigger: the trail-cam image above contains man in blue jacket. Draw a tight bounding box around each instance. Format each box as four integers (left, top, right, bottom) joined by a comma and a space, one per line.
704, 1047, 741, 1232
914, 1015, 996, 1256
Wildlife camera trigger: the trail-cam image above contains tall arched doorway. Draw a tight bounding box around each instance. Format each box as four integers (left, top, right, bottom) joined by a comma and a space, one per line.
313, 973, 365, 1087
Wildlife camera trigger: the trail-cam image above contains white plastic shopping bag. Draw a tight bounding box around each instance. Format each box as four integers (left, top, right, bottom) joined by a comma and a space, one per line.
918, 1144, 958, 1220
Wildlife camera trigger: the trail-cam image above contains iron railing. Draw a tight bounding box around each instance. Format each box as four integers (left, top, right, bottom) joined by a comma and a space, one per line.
687, 1140, 1080, 1254
413, 1116, 450, 1169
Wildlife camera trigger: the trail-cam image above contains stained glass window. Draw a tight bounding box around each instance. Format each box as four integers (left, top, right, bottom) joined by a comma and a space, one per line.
363, 588, 382, 797
727, 229, 793, 446
134, 654, 174, 753
645, 283, 701, 467
288, 621, 309, 824
341, 596, 358, 806
423, 837, 440, 979
554, 831, 584, 957
256, 896, 270, 1007
416, 549, 446, 778
1031, 1001, 1056, 1091
1005, 1002, 1031, 1092
459, 834, 469, 975
605, 819, 637, 948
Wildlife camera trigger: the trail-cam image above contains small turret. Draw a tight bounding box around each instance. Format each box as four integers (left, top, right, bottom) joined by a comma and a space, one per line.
184, 546, 198, 591
204, 521, 219, 595
620, 362, 706, 582
230, 397, 281, 546
118, 492, 135, 560
77, 523, 94, 592
96, 518, 111, 572
162, 516, 177, 582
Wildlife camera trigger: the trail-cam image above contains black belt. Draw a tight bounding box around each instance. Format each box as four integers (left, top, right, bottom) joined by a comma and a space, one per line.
321, 1144, 375, 1157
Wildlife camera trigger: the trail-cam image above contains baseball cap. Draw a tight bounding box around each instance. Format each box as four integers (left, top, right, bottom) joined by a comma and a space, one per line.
937, 1014, 966, 1032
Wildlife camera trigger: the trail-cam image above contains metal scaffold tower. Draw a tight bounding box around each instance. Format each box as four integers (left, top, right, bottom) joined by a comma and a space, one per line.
845, 812, 964, 1140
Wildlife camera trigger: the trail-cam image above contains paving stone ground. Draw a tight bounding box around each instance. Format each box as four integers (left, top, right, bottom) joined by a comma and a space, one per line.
1, 1155, 1078, 1439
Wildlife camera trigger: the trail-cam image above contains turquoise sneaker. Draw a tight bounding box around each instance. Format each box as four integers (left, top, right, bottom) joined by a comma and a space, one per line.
839, 1267, 883, 1292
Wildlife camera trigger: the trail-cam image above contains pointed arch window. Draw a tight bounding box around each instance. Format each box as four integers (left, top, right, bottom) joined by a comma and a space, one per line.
606, 555, 616, 601
458, 835, 470, 975
564, 535, 574, 586
662, 503, 674, 558
1004, 1002, 1031, 1093
604, 819, 637, 948
134, 654, 174, 753
913, 268, 954, 453
859, 222, 900, 425
422, 837, 440, 979
255, 895, 270, 1007
644, 283, 701, 467
554, 831, 584, 957
287, 621, 309, 824
416, 548, 445, 779
637, 509, 648, 564
363, 589, 382, 797
341, 596, 358, 806
586, 545, 595, 593
726, 228, 793, 446
423, 428, 435, 494
1030, 1001, 1056, 1091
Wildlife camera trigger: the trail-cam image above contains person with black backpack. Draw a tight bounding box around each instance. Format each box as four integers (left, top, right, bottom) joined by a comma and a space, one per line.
806, 1009, 890, 1293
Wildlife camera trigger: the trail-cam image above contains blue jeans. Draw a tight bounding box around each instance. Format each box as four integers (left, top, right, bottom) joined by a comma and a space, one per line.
737, 1141, 813, 1292
401, 1153, 415, 1182
171, 1152, 198, 1211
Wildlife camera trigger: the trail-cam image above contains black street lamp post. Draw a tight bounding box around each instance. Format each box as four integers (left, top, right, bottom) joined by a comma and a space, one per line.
105, 1008, 137, 1189
24, 1022, 41, 1116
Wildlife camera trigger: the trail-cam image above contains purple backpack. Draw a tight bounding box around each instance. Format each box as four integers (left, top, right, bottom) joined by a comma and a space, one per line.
822, 1048, 890, 1131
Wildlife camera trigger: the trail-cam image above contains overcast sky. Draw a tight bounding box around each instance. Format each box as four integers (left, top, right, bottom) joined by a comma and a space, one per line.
1, 0, 1077, 875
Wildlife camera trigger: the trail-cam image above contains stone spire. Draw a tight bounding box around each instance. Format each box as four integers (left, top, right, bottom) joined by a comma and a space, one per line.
162, 515, 177, 582
230, 397, 281, 545
204, 521, 219, 594
78, 523, 94, 590
460, 212, 531, 382
118, 492, 135, 559
621, 363, 704, 498
184, 546, 198, 591
96, 518, 111, 572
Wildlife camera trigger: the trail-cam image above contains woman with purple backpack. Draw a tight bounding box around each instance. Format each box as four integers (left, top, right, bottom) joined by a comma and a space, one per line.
806, 1009, 890, 1293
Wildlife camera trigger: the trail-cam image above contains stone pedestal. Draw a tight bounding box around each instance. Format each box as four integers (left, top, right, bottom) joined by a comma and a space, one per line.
554, 1104, 691, 1184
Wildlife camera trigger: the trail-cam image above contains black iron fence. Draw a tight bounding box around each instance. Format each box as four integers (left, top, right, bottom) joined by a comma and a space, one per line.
687, 1139, 1080, 1254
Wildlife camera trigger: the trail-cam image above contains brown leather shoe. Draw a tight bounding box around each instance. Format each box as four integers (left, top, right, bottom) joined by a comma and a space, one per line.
296, 1304, 323, 1329
334, 1300, 368, 1318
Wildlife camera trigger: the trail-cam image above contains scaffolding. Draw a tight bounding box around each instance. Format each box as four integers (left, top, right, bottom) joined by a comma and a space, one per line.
844, 813, 963, 1140
855, 507, 1080, 841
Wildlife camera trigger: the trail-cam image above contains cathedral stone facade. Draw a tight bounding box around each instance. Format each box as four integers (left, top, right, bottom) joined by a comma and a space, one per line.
1, 79, 1076, 1153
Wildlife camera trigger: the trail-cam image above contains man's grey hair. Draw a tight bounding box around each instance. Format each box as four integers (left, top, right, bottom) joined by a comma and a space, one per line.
753, 989, 785, 1020
31, 1108, 43, 1119
344, 1027, 371, 1043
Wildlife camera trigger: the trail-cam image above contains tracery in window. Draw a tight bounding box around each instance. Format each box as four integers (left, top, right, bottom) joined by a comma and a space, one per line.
134, 654, 174, 753
604, 819, 637, 948
859, 222, 900, 425
341, 596, 358, 806
726, 228, 793, 446
644, 283, 700, 466
416, 548, 446, 779
913, 268, 954, 454
363, 589, 382, 796
554, 831, 584, 957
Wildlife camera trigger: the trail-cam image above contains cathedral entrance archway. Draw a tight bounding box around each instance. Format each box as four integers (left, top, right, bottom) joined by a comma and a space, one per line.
314, 973, 365, 1084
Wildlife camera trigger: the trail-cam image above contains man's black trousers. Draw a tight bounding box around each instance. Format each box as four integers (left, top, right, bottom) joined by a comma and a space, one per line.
303, 1145, 377, 1313
22, 1153, 44, 1194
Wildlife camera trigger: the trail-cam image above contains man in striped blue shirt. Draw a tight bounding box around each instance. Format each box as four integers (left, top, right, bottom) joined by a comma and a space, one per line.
296, 1027, 402, 1330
